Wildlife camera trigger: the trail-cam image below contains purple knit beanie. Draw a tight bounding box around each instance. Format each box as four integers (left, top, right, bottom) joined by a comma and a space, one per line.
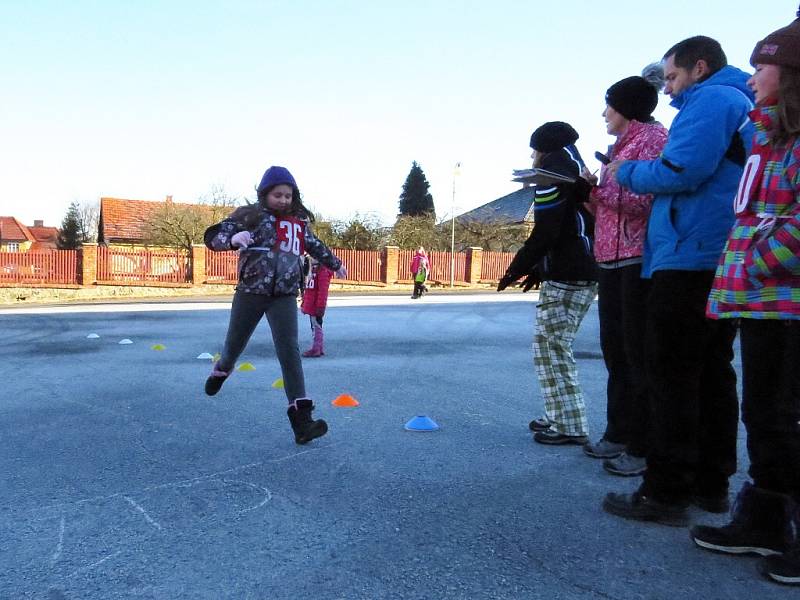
257, 166, 297, 194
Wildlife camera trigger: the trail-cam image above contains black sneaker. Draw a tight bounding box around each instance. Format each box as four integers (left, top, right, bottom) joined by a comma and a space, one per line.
759, 548, 800, 585
603, 490, 689, 527
690, 523, 786, 556
533, 430, 588, 445
528, 417, 550, 432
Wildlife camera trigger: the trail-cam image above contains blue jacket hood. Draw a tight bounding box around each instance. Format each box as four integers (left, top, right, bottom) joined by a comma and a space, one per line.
670, 65, 753, 110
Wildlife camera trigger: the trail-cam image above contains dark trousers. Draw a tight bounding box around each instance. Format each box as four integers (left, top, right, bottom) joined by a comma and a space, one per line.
741, 319, 800, 497
597, 264, 651, 456
641, 270, 739, 504
219, 291, 306, 403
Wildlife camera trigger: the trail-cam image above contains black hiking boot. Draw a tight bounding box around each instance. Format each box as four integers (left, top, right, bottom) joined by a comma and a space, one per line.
690, 483, 796, 556
287, 398, 328, 445
759, 546, 800, 585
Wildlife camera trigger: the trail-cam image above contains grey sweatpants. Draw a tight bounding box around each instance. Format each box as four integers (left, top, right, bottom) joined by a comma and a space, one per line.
218, 291, 305, 402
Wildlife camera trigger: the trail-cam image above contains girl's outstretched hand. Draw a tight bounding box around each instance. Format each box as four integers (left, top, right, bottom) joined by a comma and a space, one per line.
335, 265, 348, 279
231, 231, 253, 248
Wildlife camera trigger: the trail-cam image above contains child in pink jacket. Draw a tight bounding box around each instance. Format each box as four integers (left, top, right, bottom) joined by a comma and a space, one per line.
410, 247, 430, 299
300, 255, 333, 357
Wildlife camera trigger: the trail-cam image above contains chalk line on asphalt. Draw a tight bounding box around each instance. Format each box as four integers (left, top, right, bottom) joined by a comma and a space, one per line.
122, 496, 163, 531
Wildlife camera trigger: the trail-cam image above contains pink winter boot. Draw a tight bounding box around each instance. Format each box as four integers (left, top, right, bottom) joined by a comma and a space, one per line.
302, 327, 324, 358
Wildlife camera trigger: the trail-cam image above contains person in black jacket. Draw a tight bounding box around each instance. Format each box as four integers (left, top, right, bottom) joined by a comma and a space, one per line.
498, 121, 599, 445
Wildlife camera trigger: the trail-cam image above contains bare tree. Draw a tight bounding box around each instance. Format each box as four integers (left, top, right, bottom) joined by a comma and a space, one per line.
76, 200, 99, 243
389, 215, 441, 250
453, 218, 530, 252
336, 213, 386, 250
139, 186, 243, 253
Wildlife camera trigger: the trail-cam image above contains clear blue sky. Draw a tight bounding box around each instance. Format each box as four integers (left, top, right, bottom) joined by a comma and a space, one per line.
0, 1, 795, 228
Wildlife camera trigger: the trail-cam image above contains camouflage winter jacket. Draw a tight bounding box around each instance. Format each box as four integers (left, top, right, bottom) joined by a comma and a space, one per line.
204, 210, 341, 297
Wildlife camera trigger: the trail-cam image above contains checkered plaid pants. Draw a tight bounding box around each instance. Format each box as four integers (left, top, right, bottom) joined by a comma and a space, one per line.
533, 280, 598, 436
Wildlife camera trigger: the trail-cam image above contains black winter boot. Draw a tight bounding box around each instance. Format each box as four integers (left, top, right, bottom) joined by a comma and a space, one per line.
287, 398, 328, 445
690, 482, 797, 556
759, 545, 800, 585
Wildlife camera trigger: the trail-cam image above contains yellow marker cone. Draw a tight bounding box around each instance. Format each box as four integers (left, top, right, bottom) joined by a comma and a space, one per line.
151, 344, 166, 351
332, 394, 359, 407
237, 362, 256, 372
271, 377, 284, 389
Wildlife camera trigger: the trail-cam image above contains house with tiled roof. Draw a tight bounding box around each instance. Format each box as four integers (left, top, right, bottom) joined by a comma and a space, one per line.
0, 217, 38, 252
28, 221, 60, 251
98, 196, 219, 245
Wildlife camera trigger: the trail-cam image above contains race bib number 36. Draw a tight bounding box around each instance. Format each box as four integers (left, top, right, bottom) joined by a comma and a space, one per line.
276, 218, 305, 256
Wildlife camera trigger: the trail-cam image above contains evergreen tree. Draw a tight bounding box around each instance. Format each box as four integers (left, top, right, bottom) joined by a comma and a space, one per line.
57, 202, 83, 249
398, 161, 435, 218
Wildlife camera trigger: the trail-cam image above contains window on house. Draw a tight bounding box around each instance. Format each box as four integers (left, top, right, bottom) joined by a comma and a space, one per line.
5, 243, 20, 252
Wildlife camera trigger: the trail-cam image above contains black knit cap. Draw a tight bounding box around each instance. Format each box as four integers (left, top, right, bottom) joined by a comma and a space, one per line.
605, 76, 659, 122
750, 5, 800, 68
529, 121, 579, 153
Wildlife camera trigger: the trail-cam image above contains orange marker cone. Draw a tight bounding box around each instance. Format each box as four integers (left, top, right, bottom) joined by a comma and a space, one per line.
332, 394, 359, 407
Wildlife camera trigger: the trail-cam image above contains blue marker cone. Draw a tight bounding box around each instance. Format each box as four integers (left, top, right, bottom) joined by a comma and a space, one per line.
404, 415, 439, 432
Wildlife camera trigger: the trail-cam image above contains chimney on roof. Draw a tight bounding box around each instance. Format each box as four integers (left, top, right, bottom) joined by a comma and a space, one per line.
34, 220, 43, 227
166, 195, 173, 204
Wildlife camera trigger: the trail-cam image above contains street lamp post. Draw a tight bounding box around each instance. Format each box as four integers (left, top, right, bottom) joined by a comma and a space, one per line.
450, 162, 461, 288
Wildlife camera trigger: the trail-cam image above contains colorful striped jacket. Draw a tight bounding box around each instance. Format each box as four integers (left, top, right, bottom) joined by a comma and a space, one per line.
707, 102, 800, 319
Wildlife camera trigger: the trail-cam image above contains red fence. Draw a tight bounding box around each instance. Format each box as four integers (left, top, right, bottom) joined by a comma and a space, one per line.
204, 248, 382, 284
97, 247, 190, 284
480, 251, 514, 282
2, 245, 515, 289
397, 249, 467, 283
205, 249, 238, 284
332, 248, 381, 282
0, 250, 78, 285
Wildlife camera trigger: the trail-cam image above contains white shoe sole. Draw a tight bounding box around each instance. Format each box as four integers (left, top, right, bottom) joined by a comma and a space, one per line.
692, 538, 782, 556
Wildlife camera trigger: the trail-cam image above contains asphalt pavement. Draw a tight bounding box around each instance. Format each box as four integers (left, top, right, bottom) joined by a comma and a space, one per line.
0, 293, 785, 599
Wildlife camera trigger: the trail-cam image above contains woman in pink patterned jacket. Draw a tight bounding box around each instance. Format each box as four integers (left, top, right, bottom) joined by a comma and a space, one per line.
582, 65, 668, 477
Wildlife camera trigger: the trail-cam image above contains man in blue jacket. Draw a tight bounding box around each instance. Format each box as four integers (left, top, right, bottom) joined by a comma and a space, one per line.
601, 36, 755, 526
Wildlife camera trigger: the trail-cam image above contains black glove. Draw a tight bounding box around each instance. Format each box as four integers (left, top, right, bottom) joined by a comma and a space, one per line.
497, 273, 517, 292
521, 270, 541, 292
